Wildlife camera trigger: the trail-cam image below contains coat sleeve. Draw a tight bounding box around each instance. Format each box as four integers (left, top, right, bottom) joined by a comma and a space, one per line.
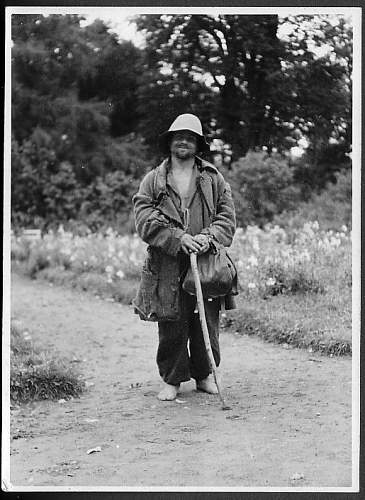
132, 171, 186, 256
200, 173, 236, 247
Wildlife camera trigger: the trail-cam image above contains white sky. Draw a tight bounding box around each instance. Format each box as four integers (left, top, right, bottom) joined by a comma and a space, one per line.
80, 11, 145, 46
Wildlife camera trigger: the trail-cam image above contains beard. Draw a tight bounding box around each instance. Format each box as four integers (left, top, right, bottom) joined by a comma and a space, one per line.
170, 143, 197, 160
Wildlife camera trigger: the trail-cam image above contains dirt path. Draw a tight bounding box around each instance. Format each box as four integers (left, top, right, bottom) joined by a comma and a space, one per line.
9, 273, 352, 489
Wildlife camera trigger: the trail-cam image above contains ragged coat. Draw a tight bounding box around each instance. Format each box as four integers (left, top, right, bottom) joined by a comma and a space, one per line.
132, 156, 237, 321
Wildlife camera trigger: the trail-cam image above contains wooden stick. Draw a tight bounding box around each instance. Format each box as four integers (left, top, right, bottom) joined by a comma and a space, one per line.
190, 252, 230, 410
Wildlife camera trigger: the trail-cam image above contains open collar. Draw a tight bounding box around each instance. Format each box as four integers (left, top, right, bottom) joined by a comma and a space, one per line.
154, 156, 216, 225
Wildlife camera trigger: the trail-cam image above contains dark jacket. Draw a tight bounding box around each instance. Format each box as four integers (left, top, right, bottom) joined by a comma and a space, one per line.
132, 156, 237, 321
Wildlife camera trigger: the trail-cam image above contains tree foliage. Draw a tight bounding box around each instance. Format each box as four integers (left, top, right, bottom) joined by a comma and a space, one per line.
134, 14, 352, 163
227, 152, 302, 227
135, 14, 288, 159
279, 15, 352, 185
11, 14, 150, 231
11, 13, 352, 231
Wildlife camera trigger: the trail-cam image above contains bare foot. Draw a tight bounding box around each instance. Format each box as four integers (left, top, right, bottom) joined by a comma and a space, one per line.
157, 383, 180, 401
196, 374, 219, 394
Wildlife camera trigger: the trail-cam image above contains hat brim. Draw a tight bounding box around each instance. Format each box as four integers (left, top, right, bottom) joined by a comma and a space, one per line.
158, 130, 210, 154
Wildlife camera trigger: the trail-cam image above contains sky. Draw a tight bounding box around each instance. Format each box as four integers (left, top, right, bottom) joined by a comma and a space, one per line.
80, 11, 145, 46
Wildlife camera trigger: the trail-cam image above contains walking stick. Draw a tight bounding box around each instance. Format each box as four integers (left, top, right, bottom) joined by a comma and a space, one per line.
190, 252, 231, 411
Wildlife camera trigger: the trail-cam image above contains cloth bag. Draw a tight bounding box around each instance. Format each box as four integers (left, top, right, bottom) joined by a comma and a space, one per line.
182, 241, 238, 299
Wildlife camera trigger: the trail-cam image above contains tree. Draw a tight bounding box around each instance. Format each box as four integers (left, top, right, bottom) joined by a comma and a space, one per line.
280, 15, 352, 164
78, 39, 143, 137
11, 14, 150, 230
11, 13, 352, 229
134, 14, 352, 163
135, 14, 288, 159
12, 15, 112, 181
279, 16, 352, 191
12, 15, 146, 179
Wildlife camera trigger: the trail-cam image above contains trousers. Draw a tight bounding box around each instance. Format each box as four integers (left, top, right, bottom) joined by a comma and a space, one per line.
157, 289, 220, 385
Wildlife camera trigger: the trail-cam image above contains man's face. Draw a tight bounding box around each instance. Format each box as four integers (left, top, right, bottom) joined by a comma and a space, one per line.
170, 130, 198, 160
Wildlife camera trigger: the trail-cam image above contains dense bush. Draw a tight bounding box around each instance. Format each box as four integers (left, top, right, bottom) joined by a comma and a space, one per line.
11, 14, 152, 233
11, 133, 151, 233
227, 151, 302, 227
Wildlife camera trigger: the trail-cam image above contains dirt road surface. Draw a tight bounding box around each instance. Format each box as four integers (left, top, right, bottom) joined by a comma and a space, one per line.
8, 273, 352, 489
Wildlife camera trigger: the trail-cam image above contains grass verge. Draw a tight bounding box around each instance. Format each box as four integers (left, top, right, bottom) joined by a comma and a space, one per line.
10, 320, 85, 404
222, 292, 351, 356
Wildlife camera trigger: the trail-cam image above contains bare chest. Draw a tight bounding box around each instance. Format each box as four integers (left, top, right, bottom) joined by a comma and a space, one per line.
171, 170, 194, 199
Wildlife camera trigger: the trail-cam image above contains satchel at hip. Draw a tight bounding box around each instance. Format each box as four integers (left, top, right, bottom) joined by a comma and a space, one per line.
182, 241, 238, 299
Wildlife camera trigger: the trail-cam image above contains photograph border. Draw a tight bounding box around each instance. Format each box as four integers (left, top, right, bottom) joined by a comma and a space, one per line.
2, 2, 362, 493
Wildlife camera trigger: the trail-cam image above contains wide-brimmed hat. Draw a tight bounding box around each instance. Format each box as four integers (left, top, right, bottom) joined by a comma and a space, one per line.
158, 113, 210, 154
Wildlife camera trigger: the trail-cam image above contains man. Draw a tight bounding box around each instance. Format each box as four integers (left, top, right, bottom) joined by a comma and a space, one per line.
132, 113, 236, 401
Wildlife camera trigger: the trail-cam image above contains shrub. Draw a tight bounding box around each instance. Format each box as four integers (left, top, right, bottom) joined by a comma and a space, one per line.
257, 260, 324, 298
227, 151, 302, 227
11, 130, 151, 234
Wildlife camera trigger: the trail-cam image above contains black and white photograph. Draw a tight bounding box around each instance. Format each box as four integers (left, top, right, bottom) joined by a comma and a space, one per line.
2, 3, 361, 493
